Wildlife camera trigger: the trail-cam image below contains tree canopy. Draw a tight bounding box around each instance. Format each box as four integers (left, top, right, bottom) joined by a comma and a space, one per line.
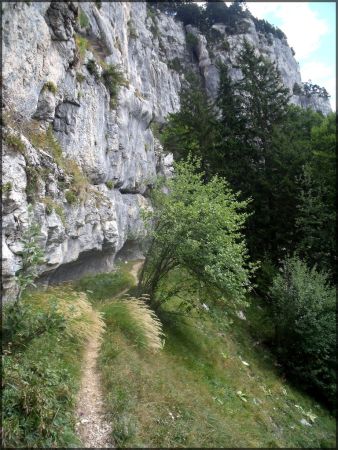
138, 159, 253, 309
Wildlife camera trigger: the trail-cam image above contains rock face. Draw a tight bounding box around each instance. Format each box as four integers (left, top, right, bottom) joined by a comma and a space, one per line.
1, 2, 331, 301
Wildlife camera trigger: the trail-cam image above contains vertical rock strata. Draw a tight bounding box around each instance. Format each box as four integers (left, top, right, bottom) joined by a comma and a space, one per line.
1, 2, 331, 301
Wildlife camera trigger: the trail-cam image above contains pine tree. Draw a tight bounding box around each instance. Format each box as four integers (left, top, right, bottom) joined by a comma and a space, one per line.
216, 40, 292, 262
162, 73, 220, 179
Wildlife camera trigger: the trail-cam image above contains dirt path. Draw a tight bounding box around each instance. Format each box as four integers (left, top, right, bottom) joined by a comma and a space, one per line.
75, 260, 144, 448
75, 315, 113, 448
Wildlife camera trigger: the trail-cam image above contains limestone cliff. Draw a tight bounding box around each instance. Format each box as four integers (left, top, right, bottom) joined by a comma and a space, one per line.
1, 2, 331, 301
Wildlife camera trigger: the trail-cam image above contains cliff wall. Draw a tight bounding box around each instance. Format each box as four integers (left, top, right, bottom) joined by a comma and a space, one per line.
1, 2, 331, 301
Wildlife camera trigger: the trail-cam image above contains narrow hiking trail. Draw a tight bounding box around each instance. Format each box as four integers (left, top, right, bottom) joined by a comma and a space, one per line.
75, 260, 144, 448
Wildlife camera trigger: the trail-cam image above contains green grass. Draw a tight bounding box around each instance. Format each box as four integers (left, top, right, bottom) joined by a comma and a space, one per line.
74, 261, 135, 304
96, 269, 336, 448
2, 286, 100, 448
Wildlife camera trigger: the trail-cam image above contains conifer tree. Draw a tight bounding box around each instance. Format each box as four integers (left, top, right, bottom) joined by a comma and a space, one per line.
162, 73, 220, 179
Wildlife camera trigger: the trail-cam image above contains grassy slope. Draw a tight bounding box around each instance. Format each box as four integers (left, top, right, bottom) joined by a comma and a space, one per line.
91, 269, 336, 448
3, 262, 335, 448
2, 262, 136, 448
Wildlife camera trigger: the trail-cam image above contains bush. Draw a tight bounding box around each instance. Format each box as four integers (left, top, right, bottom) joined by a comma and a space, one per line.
101, 64, 128, 109
43, 81, 57, 95
78, 8, 89, 29
105, 180, 114, 189
168, 57, 182, 72
65, 190, 78, 205
139, 159, 253, 309
86, 58, 100, 79
186, 32, 198, 50
75, 35, 89, 61
269, 256, 336, 410
3, 132, 26, 154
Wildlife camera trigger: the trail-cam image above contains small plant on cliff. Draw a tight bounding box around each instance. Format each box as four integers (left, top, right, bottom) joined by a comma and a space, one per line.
75, 35, 89, 62
15, 210, 44, 301
101, 64, 128, 109
2, 181, 12, 196
78, 8, 89, 30
3, 132, 26, 154
86, 59, 100, 80
127, 20, 138, 39
43, 81, 57, 95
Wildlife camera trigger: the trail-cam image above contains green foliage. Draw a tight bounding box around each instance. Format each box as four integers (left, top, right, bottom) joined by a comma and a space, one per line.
139, 158, 253, 308
95, 0, 102, 9
2, 297, 66, 351
75, 34, 89, 61
2, 287, 98, 448
186, 31, 198, 50
216, 41, 296, 263
269, 256, 336, 410
2, 181, 13, 195
296, 113, 336, 279
78, 8, 89, 29
43, 81, 57, 95
86, 58, 100, 79
75, 269, 135, 304
302, 82, 330, 99
162, 73, 220, 177
105, 180, 114, 189
220, 39, 230, 51
252, 16, 287, 40
42, 197, 66, 223
65, 190, 78, 205
98, 266, 336, 448
76, 72, 86, 83
15, 217, 44, 301
3, 132, 26, 154
101, 64, 128, 109
293, 82, 330, 99
167, 57, 183, 72
175, 3, 203, 28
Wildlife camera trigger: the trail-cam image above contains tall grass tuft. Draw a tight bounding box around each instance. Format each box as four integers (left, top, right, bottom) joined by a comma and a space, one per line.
103, 296, 164, 351
126, 296, 165, 351
24, 286, 105, 341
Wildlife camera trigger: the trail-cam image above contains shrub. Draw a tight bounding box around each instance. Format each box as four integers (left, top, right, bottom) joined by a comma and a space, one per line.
220, 40, 230, 52
105, 180, 114, 189
86, 58, 100, 79
269, 256, 336, 410
168, 57, 182, 72
15, 217, 44, 300
42, 197, 66, 223
2, 181, 12, 195
101, 64, 128, 109
186, 32, 198, 50
65, 190, 78, 205
43, 81, 57, 95
78, 8, 89, 29
75, 35, 89, 61
76, 72, 86, 83
138, 158, 253, 309
3, 132, 26, 154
